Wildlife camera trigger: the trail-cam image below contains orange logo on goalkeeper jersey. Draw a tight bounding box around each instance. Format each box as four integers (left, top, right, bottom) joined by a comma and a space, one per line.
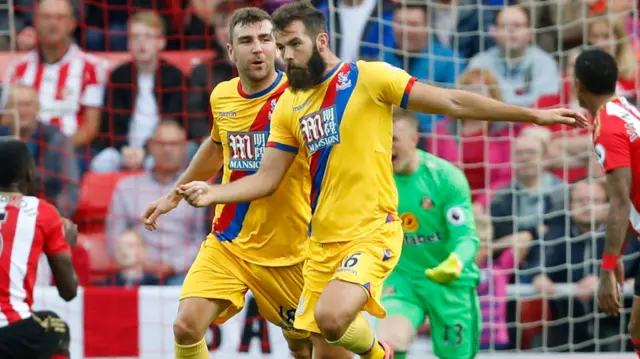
400, 213, 419, 232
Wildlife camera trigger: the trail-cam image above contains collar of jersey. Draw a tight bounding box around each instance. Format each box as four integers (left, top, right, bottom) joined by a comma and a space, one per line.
238, 70, 284, 99
320, 62, 344, 83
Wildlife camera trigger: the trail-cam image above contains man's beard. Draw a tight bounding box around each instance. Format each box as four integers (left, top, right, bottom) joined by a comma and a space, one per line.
286, 47, 326, 92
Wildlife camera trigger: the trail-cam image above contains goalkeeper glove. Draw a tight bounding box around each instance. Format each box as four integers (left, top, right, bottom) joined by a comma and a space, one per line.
425, 253, 463, 284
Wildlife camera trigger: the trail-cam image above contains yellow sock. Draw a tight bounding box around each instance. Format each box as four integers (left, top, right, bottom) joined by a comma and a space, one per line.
327, 314, 386, 359
175, 337, 210, 359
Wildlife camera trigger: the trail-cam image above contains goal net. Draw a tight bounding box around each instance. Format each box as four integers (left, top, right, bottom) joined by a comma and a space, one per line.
0, 0, 638, 357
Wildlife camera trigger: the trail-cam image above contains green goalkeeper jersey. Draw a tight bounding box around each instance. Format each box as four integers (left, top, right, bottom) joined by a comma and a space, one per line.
393, 150, 480, 287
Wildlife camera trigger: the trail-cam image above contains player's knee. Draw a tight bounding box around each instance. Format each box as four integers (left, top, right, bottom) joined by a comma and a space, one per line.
629, 319, 640, 338
173, 315, 205, 345
289, 345, 312, 359
313, 305, 351, 341
285, 336, 312, 359
378, 327, 411, 352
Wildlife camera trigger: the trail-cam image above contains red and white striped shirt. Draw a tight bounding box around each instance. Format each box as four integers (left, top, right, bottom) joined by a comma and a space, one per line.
0, 194, 70, 327
1, 44, 107, 136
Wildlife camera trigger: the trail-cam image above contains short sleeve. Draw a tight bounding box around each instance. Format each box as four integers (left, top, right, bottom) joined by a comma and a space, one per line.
39, 202, 71, 256
209, 89, 222, 143
266, 96, 299, 153
594, 122, 631, 172
442, 165, 477, 240
360, 61, 417, 108
80, 59, 107, 107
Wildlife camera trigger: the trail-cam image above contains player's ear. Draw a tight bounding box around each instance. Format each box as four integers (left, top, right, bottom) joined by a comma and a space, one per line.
316, 32, 329, 52
574, 78, 583, 94
488, 24, 499, 42
226, 42, 235, 64
411, 131, 419, 147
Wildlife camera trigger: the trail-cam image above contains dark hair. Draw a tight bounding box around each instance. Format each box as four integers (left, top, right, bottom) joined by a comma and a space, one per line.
575, 48, 618, 95
272, 1, 327, 36
0, 137, 35, 190
228, 6, 272, 44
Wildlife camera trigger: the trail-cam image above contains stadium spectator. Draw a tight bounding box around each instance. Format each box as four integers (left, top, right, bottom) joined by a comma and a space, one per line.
0, 0, 106, 164
0, 0, 38, 50
490, 132, 566, 240
316, 0, 393, 62
591, 0, 639, 49
83, 0, 182, 51
382, 1, 463, 132
0, 85, 79, 218
102, 229, 160, 286
588, 12, 638, 101
468, 6, 560, 107
92, 11, 187, 173
182, 0, 226, 52
105, 119, 205, 285
425, 68, 516, 206
474, 204, 533, 350
428, 0, 498, 59
528, 180, 639, 351
186, 1, 238, 139
533, 49, 592, 183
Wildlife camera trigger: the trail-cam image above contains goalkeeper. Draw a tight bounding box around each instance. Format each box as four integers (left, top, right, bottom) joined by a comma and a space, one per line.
377, 108, 481, 359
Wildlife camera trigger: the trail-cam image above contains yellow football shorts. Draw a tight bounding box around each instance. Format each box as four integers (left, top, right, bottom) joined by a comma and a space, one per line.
293, 221, 403, 333
180, 235, 309, 339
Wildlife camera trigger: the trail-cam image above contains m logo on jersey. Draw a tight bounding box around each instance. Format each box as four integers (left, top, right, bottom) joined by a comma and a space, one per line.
300, 106, 340, 154
227, 131, 268, 170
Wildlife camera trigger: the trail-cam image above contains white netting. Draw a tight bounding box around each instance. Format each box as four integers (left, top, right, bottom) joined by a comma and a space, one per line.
0, 0, 638, 357
327, 0, 640, 354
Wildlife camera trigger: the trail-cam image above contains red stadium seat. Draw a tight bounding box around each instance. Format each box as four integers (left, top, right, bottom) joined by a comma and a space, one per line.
518, 298, 552, 349
78, 232, 116, 282
74, 171, 141, 233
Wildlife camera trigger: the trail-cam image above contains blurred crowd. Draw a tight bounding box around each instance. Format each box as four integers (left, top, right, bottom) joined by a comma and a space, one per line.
0, 0, 639, 352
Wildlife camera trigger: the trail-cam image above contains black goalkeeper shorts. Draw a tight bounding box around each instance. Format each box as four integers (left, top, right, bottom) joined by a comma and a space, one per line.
0, 310, 70, 359
635, 267, 640, 297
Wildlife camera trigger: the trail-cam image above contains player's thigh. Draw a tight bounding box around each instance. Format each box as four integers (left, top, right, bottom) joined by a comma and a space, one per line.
326, 222, 404, 319
426, 286, 481, 359
377, 273, 424, 351
309, 333, 354, 359
248, 261, 311, 340
179, 238, 249, 327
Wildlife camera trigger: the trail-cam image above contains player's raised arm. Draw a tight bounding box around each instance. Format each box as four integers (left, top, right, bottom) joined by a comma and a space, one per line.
405, 81, 588, 128
179, 147, 297, 207
425, 165, 480, 284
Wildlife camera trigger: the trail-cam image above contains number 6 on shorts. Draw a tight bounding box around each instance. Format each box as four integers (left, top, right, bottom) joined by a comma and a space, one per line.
342, 253, 361, 268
